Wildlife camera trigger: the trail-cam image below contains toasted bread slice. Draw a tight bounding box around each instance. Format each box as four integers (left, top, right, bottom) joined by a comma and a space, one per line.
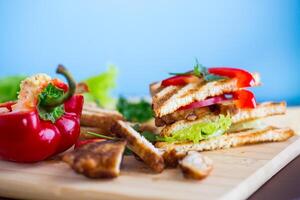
150, 73, 261, 97
151, 73, 260, 117
160, 102, 286, 136
156, 126, 294, 153
81, 105, 123, 133
112, 120, 165, 173
62, 140, 126, 178
179, 151, 213, 180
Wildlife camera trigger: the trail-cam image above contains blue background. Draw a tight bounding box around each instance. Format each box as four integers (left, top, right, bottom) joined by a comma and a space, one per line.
1, 0, 299, 105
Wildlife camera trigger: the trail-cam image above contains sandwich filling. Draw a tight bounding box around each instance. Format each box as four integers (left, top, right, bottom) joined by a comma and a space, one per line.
151, 62, 286, 144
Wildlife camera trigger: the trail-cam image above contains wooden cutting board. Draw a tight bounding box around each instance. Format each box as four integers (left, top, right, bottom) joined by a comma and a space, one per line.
0, 107, 299, 200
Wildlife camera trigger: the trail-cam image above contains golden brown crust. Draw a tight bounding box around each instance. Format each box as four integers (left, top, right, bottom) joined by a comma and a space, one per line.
112, 120, 165, 173
80, 105, 123, 134
156, 126, 294, 152
62, 140, 127, 178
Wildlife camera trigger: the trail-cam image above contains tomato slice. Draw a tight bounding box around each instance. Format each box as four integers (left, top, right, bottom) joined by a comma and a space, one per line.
74, 138, 106, 149
161, 75, 199, 87
232, 90, 256, 109
178, 89, 256, 111
178, 95, 228, 110
208, 67, 255, 88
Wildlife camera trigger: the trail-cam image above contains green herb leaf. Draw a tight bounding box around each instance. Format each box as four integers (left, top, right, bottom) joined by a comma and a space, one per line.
163, 115, 232, 143
84, 65, 118, 108
37, 83, 65, 123
85, 131, 133, 155
204, 74, 227, 82
117, 97, 153, 123
169, 59, 227, 82
0, 76, 26, 103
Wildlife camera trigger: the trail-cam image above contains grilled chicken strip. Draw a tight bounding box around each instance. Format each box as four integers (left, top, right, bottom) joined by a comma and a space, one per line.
81, 104, 123, 134
62, 140, 126, 178
112, 120, 165, 173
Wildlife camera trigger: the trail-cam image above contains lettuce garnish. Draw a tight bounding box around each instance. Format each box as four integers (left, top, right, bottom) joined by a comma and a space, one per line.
83, 65, 117, 108
164, 115, 232, 143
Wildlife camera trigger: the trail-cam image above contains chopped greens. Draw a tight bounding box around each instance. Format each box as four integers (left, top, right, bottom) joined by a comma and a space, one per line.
117, 97, 153, 123
163, 115, 232, 143
0, 76, 26, 103
37, 83, 65, 123
83, 65, 118, 108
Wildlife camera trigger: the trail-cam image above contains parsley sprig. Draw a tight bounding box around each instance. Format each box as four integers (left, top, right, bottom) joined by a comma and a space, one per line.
169, 59, 226, 82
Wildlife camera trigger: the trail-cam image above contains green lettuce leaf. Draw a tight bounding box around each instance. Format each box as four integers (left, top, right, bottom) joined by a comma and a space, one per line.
37, 83, 65, 123
0, 76, 26, 103
163, 115, 232, 143
83, 65, 118, 108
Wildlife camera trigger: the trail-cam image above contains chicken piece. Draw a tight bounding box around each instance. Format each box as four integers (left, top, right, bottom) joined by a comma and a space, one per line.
62, 140, 126, 178
179, 151, 213, 180
80, 105, 123, 134
112, 120, 165, 173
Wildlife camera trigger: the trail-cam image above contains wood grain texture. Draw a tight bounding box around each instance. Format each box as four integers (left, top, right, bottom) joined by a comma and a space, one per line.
0, 107, 299, 200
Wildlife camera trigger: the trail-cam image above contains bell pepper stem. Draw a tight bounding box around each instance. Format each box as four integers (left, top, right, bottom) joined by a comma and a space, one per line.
43, 65, 76, 108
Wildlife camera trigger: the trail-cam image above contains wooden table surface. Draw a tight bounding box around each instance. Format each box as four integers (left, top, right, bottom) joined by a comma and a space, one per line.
1, 156, 299, 200
0, 107, 299, 200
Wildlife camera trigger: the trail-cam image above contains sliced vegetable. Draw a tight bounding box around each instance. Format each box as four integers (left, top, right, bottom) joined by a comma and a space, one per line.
232, 89, 256, 109
208, 67, 255, 88
117, 97, 153, 123
178, 95, 228, 110
163, 115, 232, 143
161, 75, 199, 86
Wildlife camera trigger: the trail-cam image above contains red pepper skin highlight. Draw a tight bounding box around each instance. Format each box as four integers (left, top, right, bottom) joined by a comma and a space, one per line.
0, 66, 84, 162
0, 95, 83, 162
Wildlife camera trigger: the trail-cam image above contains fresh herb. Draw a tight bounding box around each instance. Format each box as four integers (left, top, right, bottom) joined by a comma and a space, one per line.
37, 83, 65, 123
117, 97, 153, 123
163, 115, 232, 143
0, 76, 26, 103
83, 65, 118, 108
86, 132, 118, 140
132, 124, 163, 143
169, 59, 226, 82
85, 131, 133, 155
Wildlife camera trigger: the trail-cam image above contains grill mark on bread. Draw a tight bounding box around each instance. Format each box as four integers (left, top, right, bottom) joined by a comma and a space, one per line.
152, 73, 261, 117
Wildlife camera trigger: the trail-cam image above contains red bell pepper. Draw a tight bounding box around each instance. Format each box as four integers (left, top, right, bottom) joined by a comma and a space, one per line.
0, 65, 83, 162
208, 67, 255, 88
232, 89, 256, 109
161, 75, 199, 87
161, 67, 255, 88
178, 89, 256, 111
